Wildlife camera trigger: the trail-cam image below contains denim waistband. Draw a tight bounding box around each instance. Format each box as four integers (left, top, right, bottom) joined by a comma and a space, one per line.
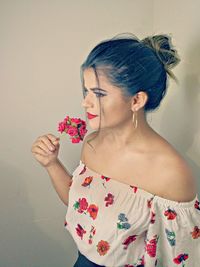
74, 251, 105, 267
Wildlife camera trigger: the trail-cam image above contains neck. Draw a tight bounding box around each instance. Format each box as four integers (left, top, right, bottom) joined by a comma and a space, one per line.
97, 110, 158, 151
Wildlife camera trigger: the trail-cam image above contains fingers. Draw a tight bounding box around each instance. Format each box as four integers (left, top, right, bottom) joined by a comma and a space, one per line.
32, 140, 52, 155
39, 139, 55, 154
46, 134, 60, 143
46, 134, 60, 147
32, 134, 60, 155
39, 135, 57, 151
33, 146, 49, 157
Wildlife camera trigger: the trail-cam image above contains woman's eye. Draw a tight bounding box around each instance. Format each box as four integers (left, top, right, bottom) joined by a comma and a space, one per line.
83, 89, 105, 98
95, 92, 105, 97
83, 89, 88, 97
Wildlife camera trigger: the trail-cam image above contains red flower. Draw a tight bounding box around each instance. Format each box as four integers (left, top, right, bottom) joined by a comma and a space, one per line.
191, 226, 200, 239
104, 193, 114, 207
101, 175, 110, 181
87, 204, 98, 220
67, 126, 78, 136
130, 185, 138, 193
71, 118, 82, 124
78, 198, 88, 213
71, 137, 81, 143
173, 253, 189, 264
147, 198, 153, 208
58, 121, 67, 133
57, 115, 88, 143
64, 115, 70, 122
96, 240, 110, 256
88, 225, 96, 245
164, 208, 177, 220
145, 235, 158, 258
141, 254, 145, 265
122, 235, 137, 249
195, 199, 200, 211
82, 176, 93, 187
75, 224, 86, 240
150, 211, 156, 224
79, 124, 87, 136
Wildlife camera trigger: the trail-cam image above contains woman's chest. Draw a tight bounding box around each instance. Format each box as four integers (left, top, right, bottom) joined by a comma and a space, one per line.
84, 144, 166, 196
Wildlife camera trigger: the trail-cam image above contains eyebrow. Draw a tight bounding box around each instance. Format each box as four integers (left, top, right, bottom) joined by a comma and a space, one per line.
83, 87, 107, 93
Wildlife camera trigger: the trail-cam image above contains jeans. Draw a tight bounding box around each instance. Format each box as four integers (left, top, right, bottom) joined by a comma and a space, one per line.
73, 250, 105, 267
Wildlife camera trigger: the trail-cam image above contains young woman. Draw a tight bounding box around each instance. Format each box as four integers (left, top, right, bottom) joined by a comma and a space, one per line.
31, 33, 200, 267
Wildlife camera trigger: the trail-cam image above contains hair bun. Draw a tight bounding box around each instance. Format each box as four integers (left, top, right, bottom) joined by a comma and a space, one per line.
141, 34, 181, 81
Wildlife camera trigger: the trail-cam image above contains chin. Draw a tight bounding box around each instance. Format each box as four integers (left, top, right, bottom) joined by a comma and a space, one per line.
87, 121, 99, 129
88, 125, 97, 130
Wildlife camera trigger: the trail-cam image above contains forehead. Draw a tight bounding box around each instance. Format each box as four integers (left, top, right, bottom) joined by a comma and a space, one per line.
83, 68, 116, 91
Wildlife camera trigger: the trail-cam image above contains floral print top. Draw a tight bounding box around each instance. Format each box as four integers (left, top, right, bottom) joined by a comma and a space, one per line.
64, 160, 200, 267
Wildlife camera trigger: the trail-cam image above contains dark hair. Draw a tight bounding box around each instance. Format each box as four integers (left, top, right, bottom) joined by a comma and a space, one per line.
80, 33, 180, 151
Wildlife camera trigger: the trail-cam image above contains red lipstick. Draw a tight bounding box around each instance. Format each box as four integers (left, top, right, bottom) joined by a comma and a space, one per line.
87, 112, 98, 119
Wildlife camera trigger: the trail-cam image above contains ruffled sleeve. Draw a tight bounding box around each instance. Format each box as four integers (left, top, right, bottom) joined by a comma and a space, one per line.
71, 160, 83, 177
144, 194, 200, 267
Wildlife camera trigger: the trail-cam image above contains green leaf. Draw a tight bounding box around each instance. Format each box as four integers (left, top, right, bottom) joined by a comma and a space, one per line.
117, 223, 123, 229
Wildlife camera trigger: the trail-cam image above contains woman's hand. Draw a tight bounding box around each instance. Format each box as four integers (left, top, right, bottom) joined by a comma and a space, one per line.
31, 134, 60, 168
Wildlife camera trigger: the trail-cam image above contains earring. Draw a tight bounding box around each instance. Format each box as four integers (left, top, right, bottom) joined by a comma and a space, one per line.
132, 110, 138, 129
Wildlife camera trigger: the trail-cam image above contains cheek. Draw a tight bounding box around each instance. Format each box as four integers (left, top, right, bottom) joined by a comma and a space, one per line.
102, 100, 127, 120
101, 98, 114, 111
106, 98, 124, 111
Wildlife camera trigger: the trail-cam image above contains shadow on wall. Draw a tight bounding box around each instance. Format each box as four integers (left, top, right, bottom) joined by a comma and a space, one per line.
159, 38, 200, 194
0, 161, 77, 267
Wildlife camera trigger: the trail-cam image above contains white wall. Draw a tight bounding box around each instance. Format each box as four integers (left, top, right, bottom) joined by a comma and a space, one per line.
152, 0, 200, 187
0, 0, 199, 266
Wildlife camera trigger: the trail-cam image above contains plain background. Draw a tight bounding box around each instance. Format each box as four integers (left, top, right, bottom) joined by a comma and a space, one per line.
0, 0, 200, 266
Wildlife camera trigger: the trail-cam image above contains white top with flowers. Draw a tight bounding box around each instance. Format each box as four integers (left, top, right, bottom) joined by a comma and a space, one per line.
64, 160, 200, 267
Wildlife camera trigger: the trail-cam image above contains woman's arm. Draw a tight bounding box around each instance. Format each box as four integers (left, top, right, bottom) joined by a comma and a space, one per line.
45, 159, 72, 206
45, 131, 97, 205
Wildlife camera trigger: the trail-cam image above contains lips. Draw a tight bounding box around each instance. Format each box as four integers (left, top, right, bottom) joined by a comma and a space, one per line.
87, 112, 98, 119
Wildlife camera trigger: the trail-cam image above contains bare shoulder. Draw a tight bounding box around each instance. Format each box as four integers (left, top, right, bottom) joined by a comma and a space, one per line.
159, 147, 197, 202
80, 131, 98, 162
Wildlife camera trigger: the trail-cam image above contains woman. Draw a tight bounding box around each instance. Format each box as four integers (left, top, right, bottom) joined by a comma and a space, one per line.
31, 33, 200, 267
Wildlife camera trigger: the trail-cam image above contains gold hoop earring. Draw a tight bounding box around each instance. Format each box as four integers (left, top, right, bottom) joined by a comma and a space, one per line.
132, 110, 138, 129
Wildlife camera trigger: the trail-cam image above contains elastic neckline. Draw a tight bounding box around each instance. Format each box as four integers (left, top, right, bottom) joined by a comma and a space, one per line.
79, 160, 198, 208
79, 160, 155, 198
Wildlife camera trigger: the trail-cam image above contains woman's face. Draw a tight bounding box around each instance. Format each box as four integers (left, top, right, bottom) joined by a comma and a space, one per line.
81, 68, 133, 131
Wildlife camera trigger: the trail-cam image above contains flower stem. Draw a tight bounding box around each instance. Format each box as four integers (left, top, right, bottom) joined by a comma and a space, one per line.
58, 132, 64, 139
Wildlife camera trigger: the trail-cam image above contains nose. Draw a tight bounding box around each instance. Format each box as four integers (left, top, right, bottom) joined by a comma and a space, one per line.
81, 94, 94, 109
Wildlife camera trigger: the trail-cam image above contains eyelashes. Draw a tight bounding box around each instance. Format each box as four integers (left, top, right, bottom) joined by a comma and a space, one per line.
83, 89, 106, 98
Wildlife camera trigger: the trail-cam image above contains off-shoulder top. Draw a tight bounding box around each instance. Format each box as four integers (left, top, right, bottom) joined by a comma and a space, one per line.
64, 160, 200, 267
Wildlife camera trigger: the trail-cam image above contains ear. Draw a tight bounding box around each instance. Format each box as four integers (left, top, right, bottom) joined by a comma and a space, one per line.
131, 91, 148, 111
